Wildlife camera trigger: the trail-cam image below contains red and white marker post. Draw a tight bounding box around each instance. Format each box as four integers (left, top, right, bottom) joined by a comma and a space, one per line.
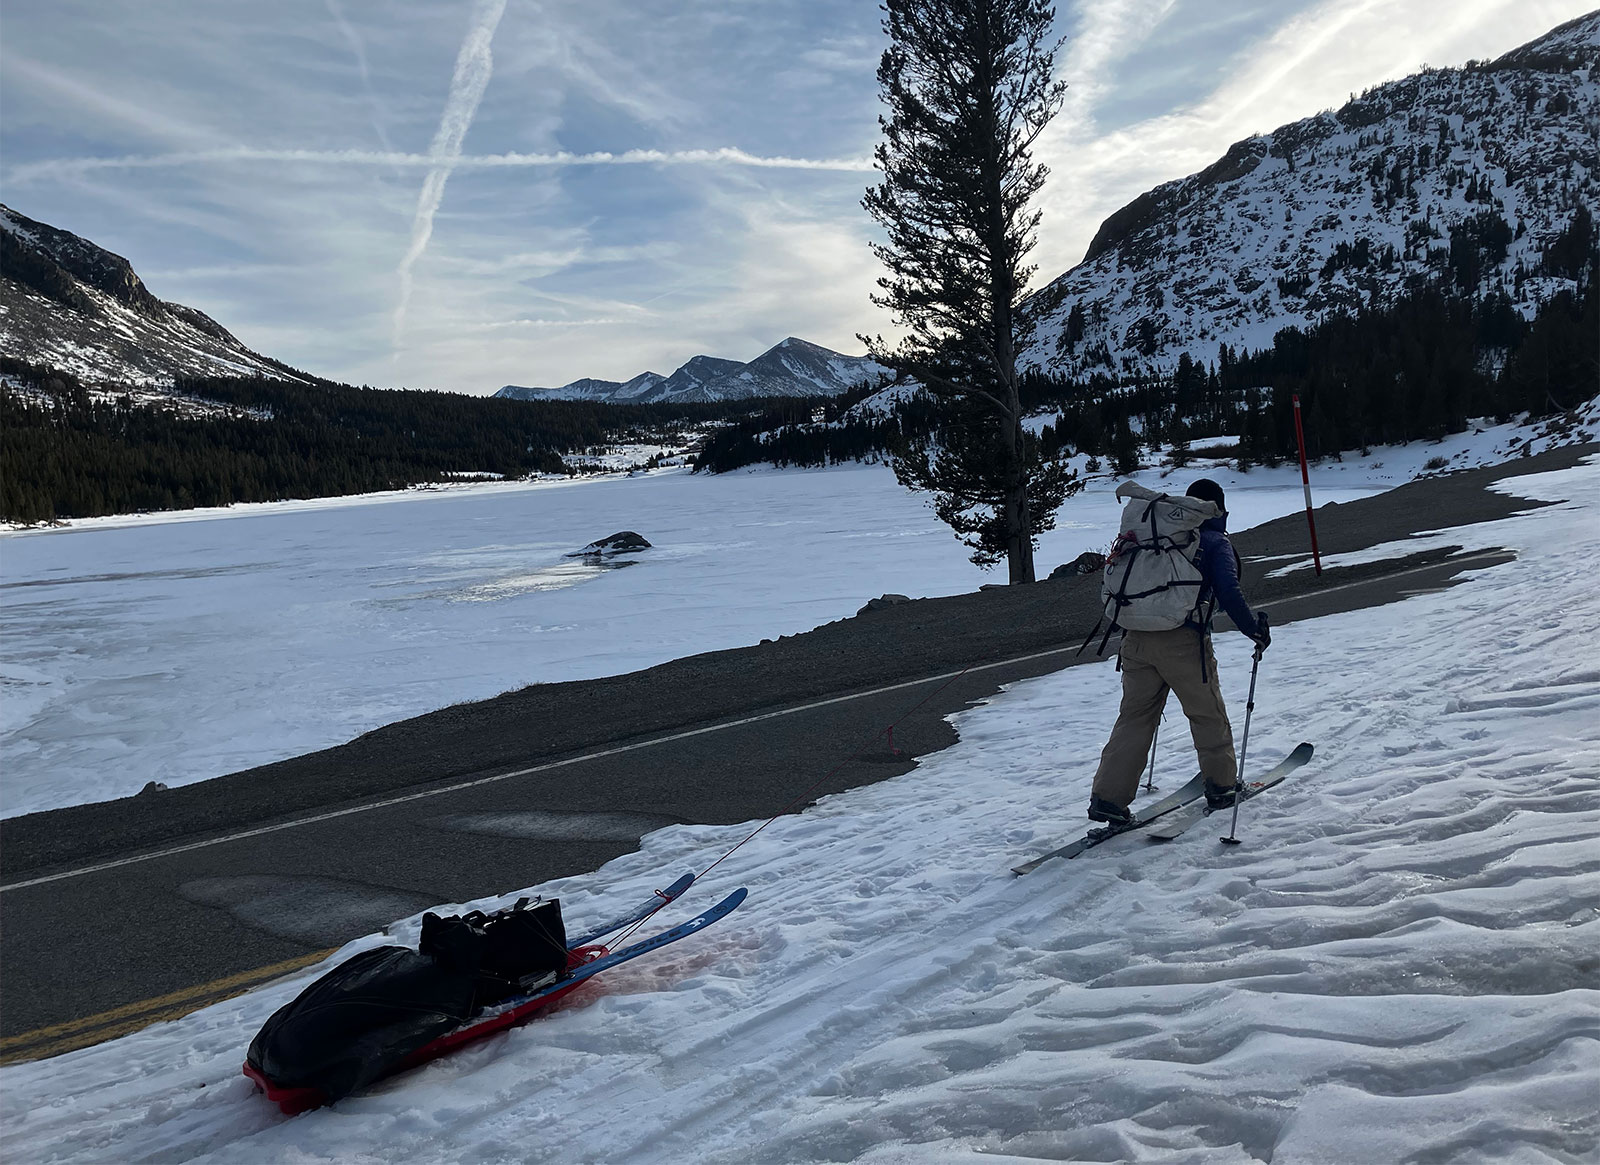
1291, 393, 1323, 577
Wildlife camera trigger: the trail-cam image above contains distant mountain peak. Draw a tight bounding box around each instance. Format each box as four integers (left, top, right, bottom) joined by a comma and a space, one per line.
496, 338, 889, 404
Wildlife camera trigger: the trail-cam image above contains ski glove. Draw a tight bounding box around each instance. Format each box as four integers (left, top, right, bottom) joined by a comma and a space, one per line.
1252, 610, 1271, 653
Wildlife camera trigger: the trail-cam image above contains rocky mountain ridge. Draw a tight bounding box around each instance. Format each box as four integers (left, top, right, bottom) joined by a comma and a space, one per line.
0, 203, 303, 385
1020, 12, 1600, 380
496, 336, 889, 404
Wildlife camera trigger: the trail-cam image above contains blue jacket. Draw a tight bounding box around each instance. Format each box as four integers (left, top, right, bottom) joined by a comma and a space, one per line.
1191, 514, 1261, 640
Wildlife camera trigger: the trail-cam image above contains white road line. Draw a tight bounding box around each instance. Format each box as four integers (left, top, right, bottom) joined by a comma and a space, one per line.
2, 549, 1508, 893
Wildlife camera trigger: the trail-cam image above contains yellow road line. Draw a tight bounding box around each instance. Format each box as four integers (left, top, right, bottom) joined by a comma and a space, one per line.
0, 947, 336, 1065
5, 1000, 247, 1066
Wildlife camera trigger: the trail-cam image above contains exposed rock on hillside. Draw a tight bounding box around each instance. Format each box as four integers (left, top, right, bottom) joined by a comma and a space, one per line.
0, 204, 306, 385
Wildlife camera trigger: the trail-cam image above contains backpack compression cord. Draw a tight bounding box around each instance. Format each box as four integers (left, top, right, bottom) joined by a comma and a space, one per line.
1085, 484, 1220, 655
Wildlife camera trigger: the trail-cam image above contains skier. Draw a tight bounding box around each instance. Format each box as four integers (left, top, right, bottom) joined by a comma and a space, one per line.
1087, 478, 1270, 826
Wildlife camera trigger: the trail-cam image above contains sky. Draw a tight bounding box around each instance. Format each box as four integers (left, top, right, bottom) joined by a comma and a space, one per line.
1, 1, 1593, 394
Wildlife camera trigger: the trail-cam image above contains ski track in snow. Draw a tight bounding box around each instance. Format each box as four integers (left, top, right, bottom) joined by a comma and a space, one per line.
2, 459, 1596, 1161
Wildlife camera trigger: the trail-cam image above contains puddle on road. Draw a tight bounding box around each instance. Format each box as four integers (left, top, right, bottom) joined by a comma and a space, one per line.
177, 875, 437, 946
432, 809, 679, 843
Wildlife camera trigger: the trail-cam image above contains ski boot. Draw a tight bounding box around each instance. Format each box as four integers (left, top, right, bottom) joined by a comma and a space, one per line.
1087, 796, 1134, 826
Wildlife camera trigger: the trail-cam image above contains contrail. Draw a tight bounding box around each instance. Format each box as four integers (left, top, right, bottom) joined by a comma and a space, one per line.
325, 0, 393, 152
1057, 0, 1178, 121
393, 0, 509, 346
5, 147, 877, 183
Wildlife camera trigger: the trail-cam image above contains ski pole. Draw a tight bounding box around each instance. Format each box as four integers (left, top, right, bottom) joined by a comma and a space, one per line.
1143, 714, 1162, 793
1221, 613, 1267, 847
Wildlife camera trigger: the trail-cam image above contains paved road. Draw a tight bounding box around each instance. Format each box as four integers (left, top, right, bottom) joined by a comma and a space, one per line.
1, 444, 1588, 1060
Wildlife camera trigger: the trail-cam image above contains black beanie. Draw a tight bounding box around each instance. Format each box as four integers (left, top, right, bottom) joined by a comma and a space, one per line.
1186, 478, 1226, 511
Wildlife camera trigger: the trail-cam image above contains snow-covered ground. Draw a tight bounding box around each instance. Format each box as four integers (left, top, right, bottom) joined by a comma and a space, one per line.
0, 414, 1581, 817
3, 455, 1595, 1162
562, 440, 686, 473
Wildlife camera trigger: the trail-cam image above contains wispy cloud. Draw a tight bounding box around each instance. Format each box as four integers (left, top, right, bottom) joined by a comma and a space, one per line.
471, 316, 635, 330
0, 53, 219, 148
5, 146, 877, 184
509, 16, 690, 132
1056, 0, 1180, 123
436, 242, 681, 277
393, 0, 509, 346
324, 0, 394, 152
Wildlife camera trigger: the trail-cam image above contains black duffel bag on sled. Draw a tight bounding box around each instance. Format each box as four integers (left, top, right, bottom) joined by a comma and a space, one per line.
245, 897, 567, 1109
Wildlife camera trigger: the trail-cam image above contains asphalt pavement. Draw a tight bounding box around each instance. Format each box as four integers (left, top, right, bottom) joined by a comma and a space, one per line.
1, 442, 1590, 1061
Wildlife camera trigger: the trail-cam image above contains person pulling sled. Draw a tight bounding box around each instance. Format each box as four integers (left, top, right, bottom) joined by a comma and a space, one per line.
1087, 478, 1270, 826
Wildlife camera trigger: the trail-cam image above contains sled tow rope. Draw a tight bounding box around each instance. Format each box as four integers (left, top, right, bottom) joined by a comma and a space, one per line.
604, 661, 979, 949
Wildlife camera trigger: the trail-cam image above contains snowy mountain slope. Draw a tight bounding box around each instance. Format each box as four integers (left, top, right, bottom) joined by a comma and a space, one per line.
613, 370, 670, 400
705, 336, 892, 400
495, 376, 625, 402
656, 353, 747, 400
1022, 12, 1600, 380
3, 454, 1596, 1162
0, 204, 306, 386
498, 337, 888, 404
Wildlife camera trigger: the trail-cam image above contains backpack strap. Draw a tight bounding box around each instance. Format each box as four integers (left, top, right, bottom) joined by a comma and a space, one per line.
1074, 615, 1103, 658
1118, 578, 1203, 602
1102, 533, 1141, 619
1098, 617, 1119, 657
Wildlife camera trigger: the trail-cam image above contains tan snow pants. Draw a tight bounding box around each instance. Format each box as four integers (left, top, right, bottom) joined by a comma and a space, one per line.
1091, 627, 1237, 808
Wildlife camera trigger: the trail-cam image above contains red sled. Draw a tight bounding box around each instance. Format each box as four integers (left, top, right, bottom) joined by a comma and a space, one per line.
243, 884, 745, 1115
244, 945, 606, 1116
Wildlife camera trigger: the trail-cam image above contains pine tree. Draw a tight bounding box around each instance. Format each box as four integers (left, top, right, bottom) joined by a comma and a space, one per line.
1110, 415, 1141, 475
861, 0, 1079, 581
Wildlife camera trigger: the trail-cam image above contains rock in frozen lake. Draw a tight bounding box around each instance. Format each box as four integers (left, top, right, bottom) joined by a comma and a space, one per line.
569, 531, 652, 557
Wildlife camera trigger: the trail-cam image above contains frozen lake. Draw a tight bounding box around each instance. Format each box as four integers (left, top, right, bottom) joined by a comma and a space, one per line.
1, 451, 1452, 817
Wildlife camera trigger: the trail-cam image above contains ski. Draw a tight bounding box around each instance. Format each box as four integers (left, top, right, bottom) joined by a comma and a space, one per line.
1012, 774, 1206, 875
511, 887, 747, 1008
384, 887, 751, 1087
567, 871, 696, 948
1143, 802, 1205, 841
1147, 741, 1314, 841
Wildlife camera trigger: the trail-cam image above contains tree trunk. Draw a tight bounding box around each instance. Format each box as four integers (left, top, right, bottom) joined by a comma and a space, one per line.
975, 9, 1033, 585
1015, 417, 1035, 583
1002, 411, 1033, 583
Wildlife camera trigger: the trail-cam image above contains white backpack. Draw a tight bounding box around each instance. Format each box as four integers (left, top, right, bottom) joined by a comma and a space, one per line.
1100, 482, 1219, 633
